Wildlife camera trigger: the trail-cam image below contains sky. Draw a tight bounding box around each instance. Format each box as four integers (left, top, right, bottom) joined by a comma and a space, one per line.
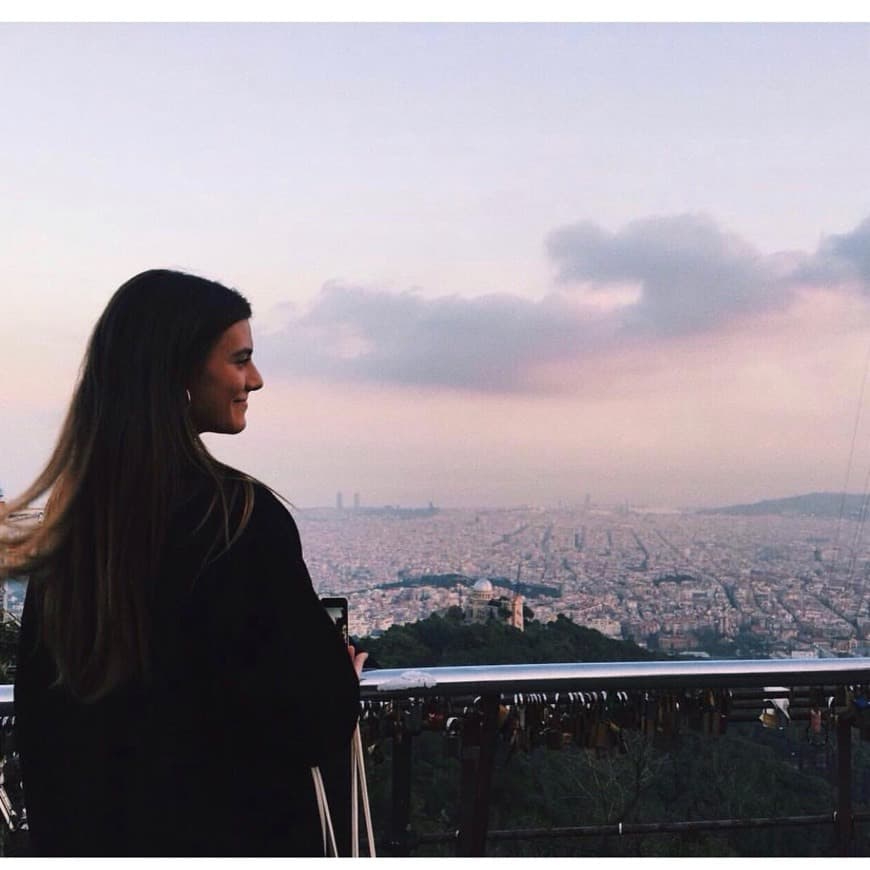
3, 20, 870, 509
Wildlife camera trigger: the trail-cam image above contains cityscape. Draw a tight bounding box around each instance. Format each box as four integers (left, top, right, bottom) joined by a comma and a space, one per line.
299, 494, 870, 657
4, 486, 870, 660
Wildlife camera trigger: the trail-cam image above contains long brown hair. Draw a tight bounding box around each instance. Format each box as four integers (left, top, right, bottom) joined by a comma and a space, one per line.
0, 270, 258, 699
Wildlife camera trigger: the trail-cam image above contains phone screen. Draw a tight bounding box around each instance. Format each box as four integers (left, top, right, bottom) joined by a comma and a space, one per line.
321, 596, 349, 645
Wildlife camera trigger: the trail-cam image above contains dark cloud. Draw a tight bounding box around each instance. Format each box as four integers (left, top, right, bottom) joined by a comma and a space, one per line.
797, 217, 870, 287
259, 283, 602, 392
259, 213, 870, 393
546, 213, 791, 336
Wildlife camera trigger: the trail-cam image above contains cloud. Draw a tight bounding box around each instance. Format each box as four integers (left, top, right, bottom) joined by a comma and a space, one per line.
546, 213, 794, 336
258, 213, 870, 393
259, 283, 604, 392
797, 216, 870, 287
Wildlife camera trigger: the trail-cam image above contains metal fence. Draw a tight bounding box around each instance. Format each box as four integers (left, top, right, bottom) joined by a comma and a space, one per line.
1, 657, 870, 856
356, 657, 870, 856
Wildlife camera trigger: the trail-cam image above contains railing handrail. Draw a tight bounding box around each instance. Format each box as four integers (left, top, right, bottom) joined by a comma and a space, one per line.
1, 656, 868, 711
358, 656, 870, 699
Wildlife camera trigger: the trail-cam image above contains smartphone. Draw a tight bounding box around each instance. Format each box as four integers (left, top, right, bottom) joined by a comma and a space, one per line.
321, 596, 349, 646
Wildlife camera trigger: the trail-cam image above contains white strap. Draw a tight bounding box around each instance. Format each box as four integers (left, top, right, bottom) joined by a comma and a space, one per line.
312, 723, 376, 858
354, 724, 376, 857
311, 766, 338, 857
351, 728, 359, 857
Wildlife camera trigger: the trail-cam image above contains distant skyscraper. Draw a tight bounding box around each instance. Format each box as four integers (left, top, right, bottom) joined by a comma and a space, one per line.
336, 491, 343, 511
353, 492, 360, 510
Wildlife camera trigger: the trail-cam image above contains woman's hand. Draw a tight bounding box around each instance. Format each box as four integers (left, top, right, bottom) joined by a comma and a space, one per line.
347, 644, 368, 678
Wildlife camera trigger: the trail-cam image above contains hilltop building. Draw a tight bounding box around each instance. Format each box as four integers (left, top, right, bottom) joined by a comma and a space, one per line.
510, 591, 524, 632
464, 578, 524, 632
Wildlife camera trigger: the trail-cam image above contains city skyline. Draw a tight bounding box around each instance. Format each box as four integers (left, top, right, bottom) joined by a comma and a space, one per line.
296, 501, 870, 653
4, 22, 870, 509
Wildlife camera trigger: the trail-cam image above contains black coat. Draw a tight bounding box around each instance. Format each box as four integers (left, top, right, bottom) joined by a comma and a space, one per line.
15, 482, 360, 856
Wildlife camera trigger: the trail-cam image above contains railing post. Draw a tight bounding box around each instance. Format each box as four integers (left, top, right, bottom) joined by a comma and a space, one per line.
387, 718, 413, 856
835, 712, 853, 856
457, 693, 500, 857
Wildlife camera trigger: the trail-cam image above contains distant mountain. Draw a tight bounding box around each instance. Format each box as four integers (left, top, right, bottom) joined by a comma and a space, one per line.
700, 492, 869, 518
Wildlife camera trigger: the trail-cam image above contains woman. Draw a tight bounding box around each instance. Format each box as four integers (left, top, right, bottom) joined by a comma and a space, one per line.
0, 269, 363, 855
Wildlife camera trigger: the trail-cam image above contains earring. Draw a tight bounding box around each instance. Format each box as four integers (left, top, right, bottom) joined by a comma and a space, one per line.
185, 389, 191, 404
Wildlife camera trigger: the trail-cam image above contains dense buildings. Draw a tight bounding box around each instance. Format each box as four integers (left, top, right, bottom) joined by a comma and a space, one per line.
297, 504, 870, 656
3, 496, 868, 658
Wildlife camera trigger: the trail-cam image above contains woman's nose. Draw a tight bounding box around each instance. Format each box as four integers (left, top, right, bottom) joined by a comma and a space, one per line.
247, 362, 264, 392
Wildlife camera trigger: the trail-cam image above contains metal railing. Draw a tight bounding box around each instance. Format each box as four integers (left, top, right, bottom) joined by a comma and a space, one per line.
356, 657, 870, 856
2, 657, 870, 856
358, 656, 870, 696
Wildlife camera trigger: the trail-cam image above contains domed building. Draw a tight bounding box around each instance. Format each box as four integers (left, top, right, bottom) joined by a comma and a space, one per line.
472, 578, 493, 595
464, 578, 524, 631
467, 579, 494, 623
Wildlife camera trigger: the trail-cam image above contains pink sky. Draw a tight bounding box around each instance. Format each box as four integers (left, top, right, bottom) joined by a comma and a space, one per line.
3, 23, 870, 508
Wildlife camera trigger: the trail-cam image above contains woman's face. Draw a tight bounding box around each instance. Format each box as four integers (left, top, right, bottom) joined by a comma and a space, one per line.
188, 319, 263, 434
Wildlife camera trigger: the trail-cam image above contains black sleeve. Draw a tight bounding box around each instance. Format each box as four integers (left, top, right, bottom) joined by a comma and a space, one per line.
192, 486, 360, 769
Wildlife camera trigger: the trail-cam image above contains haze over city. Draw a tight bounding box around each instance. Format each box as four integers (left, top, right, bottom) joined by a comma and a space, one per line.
4, 19, 870, 509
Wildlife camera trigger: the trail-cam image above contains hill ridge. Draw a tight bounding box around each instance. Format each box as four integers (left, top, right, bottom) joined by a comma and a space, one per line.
701, 491, 867, 518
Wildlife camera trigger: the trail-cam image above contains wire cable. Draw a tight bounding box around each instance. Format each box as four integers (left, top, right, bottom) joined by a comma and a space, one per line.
832, 339, 870, 572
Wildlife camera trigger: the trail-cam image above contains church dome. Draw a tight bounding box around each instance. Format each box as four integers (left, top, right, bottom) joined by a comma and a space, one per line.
472, 578, 494, 593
